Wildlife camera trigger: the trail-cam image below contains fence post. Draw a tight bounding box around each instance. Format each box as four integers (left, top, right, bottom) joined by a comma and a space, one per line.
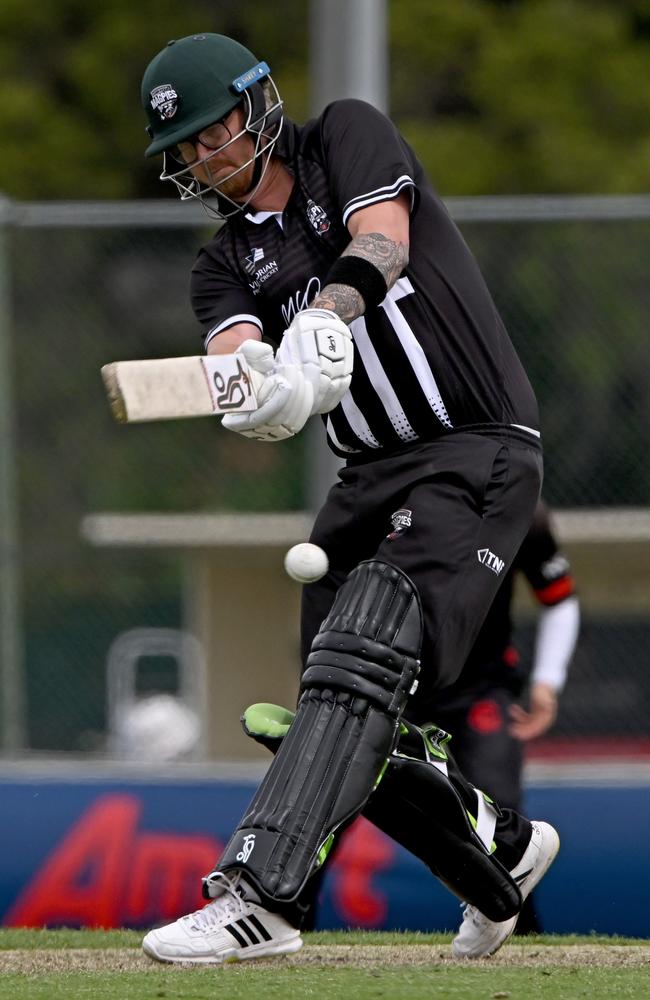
0, 196, 25, 751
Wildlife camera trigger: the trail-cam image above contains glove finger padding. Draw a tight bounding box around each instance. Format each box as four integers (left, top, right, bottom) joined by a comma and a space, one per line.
223, 363, 314, 441
276, 309, 354, 415
236, 339, 276, 376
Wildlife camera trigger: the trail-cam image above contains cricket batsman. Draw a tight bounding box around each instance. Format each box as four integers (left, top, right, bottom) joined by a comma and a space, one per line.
137, 33, 560, 964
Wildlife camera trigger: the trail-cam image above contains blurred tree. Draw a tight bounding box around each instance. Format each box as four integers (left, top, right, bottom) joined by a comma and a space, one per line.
0, 1, 648, 197
0, 0, 309, 199
391, 0, 650, 194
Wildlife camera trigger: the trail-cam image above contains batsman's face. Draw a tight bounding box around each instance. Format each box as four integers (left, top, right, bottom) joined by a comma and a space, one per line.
179, 107, 257, 201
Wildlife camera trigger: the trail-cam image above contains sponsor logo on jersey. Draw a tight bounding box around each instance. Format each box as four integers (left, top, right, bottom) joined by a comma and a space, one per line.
306, 199, 331, 234
247, 259, 279, 295
243, 247, 265, 274
387, 508, 413, 540
150, 84, 179, 121
477, 547, 505, 575
281, 277, 322, 325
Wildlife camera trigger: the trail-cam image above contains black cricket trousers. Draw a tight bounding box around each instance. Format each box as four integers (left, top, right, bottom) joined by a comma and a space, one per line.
301, 431, 543, 721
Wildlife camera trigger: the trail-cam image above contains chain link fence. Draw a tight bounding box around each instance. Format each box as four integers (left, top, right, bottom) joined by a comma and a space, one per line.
0, 195, 648, 757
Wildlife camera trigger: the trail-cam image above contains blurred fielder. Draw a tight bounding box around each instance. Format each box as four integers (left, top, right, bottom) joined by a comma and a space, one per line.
429, 498, 580, 933
136, 33, 560, 964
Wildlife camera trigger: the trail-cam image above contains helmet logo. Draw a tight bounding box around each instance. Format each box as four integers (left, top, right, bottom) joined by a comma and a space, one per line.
150, 84, 179, 121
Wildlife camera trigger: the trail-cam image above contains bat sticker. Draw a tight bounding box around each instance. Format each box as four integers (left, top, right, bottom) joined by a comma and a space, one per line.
202, 354, 259, 413
212, 357, 252, 410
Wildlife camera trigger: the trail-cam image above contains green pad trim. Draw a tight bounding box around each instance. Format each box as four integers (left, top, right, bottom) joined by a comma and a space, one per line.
243, 702, 295, 740
422, 723, 451, 761
316, 832, 335, 869
467, 810, 497, 854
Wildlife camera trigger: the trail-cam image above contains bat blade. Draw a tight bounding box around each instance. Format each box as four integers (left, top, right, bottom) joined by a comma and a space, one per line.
101, 354, 261, 423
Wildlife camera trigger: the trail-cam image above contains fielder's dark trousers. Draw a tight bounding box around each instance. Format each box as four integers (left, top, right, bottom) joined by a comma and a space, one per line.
301, 431, 543, 871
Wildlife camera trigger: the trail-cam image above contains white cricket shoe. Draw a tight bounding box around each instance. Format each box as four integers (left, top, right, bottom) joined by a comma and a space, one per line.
452, 820, 560, 959
142, 871, 303, 965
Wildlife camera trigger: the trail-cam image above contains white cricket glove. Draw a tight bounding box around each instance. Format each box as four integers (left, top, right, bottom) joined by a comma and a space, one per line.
221, 340, 314, 442
275, 308, 354, 414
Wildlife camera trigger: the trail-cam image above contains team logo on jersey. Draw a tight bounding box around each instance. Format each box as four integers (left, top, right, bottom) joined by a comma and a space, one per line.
243, 247, 265, 274
306, 199, 330, 235
149, 84, 179, 121
387, 508, 413, 540
477, 547, 505, 575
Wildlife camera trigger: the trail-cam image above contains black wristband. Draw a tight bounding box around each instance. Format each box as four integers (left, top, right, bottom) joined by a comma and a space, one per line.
324, 255, 388, 310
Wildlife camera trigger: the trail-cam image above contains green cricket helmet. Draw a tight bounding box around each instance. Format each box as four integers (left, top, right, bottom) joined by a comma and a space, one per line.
142, 33, 274, 155
141, 33, 283, 217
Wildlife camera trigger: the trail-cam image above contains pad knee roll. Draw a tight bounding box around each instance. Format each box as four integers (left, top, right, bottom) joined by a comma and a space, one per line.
301, 560, 422, 715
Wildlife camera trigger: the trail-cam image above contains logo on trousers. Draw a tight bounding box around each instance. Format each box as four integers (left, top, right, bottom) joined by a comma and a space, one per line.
236, 834, 256, 864
477, 548, 505, 575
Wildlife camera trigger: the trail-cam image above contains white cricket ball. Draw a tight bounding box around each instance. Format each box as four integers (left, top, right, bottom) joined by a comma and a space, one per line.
284, 542, 329, 583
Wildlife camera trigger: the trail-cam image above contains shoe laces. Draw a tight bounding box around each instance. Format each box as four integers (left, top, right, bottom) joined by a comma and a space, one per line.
459, 902, 489, 931
184, 872, 248, 932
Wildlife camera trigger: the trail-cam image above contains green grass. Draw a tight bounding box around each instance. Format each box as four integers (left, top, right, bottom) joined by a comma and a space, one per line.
0, 928, 646, 949
0, 929, 648, 1000
2, 967, 648, 1000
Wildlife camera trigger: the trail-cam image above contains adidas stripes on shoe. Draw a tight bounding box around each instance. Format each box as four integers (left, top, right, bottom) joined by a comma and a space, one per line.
142, 871, 302, 965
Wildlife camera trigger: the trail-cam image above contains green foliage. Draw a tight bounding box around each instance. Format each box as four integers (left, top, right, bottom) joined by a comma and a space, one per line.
392, 0, 650, 194
0, 1, 649, 197
0, 0, 309, 199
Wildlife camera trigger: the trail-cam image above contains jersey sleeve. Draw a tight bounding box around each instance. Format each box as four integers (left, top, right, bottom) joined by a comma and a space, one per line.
518, 504, 576, 606
191, 243, 263, 349
318, 100, 419, 227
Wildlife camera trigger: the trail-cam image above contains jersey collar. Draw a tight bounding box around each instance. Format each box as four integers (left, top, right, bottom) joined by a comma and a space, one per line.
244, 209, 284, 228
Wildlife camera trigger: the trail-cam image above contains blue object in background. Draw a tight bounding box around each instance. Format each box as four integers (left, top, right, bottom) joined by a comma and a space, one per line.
0, 773, 647, 937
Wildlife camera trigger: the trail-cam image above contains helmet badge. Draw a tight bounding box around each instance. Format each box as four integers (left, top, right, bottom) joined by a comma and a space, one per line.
150, 84, 179, 121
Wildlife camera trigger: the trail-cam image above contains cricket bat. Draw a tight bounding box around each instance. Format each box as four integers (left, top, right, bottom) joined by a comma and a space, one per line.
101, 354, 264, 423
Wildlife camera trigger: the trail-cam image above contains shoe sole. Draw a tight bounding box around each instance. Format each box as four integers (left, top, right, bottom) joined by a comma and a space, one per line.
143, 933, 303, 965
453, 822, 560, 960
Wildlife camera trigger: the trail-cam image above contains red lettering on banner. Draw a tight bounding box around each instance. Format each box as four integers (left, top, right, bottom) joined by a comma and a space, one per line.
124, 833, 218, 924
330, 817, 395, 926
5, 794, 221, 928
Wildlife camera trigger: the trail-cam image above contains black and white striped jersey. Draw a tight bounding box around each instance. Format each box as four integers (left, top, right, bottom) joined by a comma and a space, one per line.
191, 99, 540, 458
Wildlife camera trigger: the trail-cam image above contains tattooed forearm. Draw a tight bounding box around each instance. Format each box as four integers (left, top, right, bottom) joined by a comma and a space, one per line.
310, 283, 365, 324
310, 232, 409, 322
